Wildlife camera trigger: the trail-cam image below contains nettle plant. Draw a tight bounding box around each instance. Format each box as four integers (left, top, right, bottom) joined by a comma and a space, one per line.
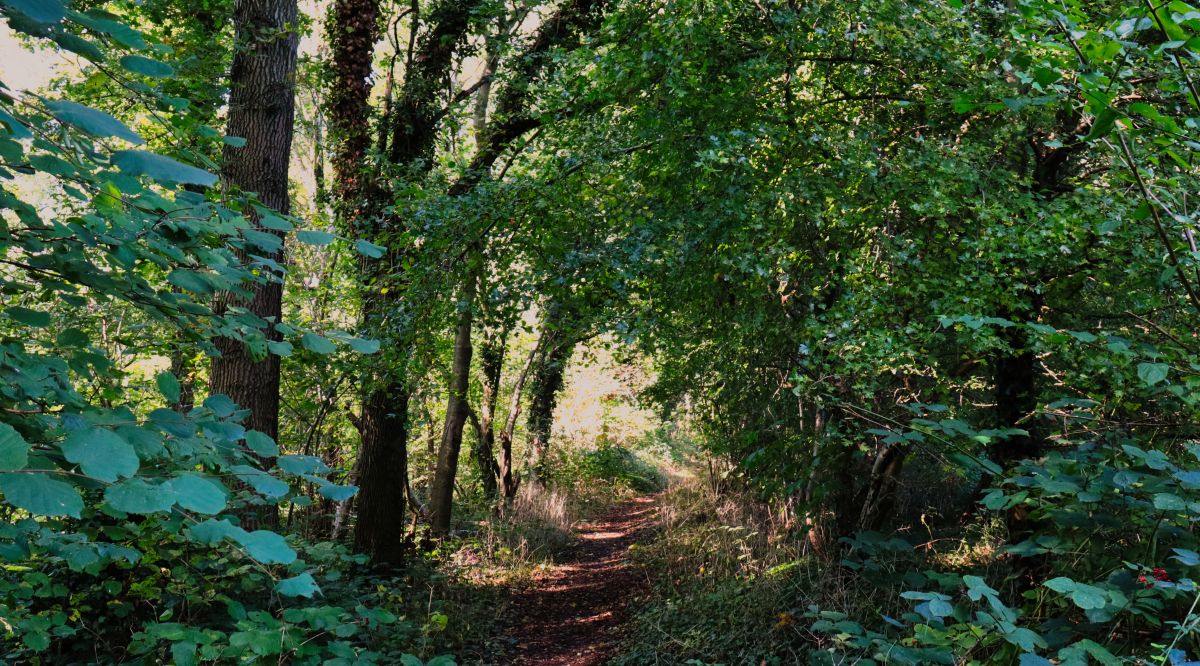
0, 1, 430, 663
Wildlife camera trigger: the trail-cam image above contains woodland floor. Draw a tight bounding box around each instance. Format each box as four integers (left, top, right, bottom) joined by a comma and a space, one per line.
497, 495, 660, 665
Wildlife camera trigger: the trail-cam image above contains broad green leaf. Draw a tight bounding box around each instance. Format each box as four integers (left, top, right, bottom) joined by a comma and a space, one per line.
318, 483, 357, 502
0, 0, 66, 24
5, 306, 50, 328
203, 394, 238, 418
68, 9, 148, 50
0, 423, 29, 471
244, 430, 279, 458
0, 472, 83, 517
234, 529, 296, 564
347, 337, 381, 354
296, 230, 335, 246
276, 455, 329, 475
166, 269, 213, 294
52, 32, 103, 61
61, 428, 139, 483
111, 150, 217, 187
275, 572, 321, 598
168, 473, 226, 515
46, 100, 143, 144
301, 332, 336, 354
155, 371, 181, 403
355, 239, 386, 258
186, 518, 247, 546
231, 465, 288, 499
1137, 362, 1169, 386
0, 107, 31, 139
104, 478, 176, 514
119, 54, 173, 78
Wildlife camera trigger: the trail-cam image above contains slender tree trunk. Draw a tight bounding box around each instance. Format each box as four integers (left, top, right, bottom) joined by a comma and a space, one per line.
498, 331, 545, 500
211, 0, 299, 446
430, 272, 478, 535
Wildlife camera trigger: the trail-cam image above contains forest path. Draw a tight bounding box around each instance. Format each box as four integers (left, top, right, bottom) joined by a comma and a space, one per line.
499, 494, 659, 665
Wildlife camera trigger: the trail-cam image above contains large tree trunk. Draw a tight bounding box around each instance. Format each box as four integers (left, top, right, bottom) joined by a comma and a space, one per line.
430, 273, 477, 535
327, 0, 412, 566
211, 0, 299, 445
352, 388, 410, 564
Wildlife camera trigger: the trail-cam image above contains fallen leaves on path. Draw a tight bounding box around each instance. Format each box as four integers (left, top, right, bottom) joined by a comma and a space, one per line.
500, 495, 659, 665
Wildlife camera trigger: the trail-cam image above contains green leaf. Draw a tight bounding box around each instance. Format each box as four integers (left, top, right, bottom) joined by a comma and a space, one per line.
61, 428, 139, 483
223, 136, 247, 148
1154, 493, 1186, 511
0, 0, 66, 24
1044, 577, 1075, 593
244, 430, 279, 458
45, 100, 143, 144
68, 9, 148, 50
296, 230, 336, 246
168, 473, 226, 515
155, 371, 181, 403
119, 54, 173, 78
52, 32, 103, 61
1005, 627, 1047, 652
104, 478, 176, 514
1083, 107, 1118, 141
166, 269, 213, 294
347, 337, 381, 354
5, 306, 50, 328
1137, 362, 1169, 386
275, 572, 321, 598
0, 423, 29, 471
276, 455, 329, 475
234, 529, 296, 564
231, 465, 289, 499
203, 394, 238, 418
186, 518, 247, 546
0, 472, 83, 517
355, 239, 386, 258
0, 107, 31, 139
111, 150, 217, 187
267, 340, 293, 357
318, 484, 357, 502
301, 332, 337, 354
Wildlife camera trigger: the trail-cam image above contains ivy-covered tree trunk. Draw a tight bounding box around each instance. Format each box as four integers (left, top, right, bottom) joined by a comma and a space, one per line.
526, 336, 573, 485
327, 0, 412, 565
474, 329, 505, 500
211, 0, 299, 446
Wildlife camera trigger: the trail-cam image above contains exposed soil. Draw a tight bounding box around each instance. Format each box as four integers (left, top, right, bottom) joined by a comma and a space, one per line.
498, 495, 659, 665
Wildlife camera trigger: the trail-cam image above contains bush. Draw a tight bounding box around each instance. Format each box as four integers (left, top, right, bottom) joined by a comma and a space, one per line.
552, 444, 668, 494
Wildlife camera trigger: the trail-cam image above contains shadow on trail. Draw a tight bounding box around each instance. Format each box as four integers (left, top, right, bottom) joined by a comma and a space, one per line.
498, 495, 659, 665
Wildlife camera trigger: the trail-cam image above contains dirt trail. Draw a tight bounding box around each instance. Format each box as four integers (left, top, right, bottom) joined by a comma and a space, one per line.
499, 495, 659, 665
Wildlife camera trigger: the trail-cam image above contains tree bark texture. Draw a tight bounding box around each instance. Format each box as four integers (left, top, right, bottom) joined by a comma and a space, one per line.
212, 0, 300, 446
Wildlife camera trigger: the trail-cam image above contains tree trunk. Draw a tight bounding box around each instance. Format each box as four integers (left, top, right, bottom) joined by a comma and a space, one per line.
474, 329, 505, 500
211, 0, 299, 446
526, 335, 573, 485
498, 331, 545, 500
352, 388, 410, 564
328, 0, 413, 566
430, 273, 477, 535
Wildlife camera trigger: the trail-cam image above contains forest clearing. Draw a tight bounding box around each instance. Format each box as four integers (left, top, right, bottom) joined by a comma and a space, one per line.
1, 0, 1200, 663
